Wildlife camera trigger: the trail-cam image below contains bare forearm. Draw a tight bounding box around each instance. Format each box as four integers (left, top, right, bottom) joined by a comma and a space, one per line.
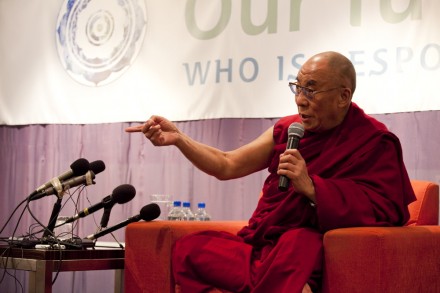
174, 133, 233, 180
174, 127, 274, 180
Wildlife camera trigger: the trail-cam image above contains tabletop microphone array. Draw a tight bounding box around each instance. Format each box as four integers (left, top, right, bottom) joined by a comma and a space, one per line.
15, 158, 160, 249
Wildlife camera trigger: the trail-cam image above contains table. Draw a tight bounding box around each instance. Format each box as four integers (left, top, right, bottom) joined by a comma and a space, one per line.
0, 246, 124, 293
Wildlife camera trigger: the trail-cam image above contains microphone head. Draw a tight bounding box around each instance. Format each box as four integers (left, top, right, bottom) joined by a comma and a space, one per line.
70, 158, 90, 176
112, 184, 136, 204
288, 122, 305, 138
89, 160, 106, 175
139, 203, 161, 221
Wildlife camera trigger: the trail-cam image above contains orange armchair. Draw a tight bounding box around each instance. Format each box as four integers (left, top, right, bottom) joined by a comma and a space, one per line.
124, 180, 439, 293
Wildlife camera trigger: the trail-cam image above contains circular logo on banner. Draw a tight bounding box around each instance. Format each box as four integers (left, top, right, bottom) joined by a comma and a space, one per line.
56, 0, 147, 86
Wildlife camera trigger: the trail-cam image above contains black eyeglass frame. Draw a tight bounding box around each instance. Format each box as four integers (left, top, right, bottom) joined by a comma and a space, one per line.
288, 82, 344, 100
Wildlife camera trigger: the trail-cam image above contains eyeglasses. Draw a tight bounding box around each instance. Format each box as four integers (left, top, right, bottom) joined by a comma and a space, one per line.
288, 82, 342, 100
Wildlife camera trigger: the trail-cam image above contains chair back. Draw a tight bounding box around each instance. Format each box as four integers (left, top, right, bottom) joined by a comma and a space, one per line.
406, 180, 439, 226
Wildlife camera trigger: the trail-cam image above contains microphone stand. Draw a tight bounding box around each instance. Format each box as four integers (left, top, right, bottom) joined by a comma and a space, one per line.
39, 178, 64, 239
42, 196, 63, 238
42, 177, 66, 239
42, 196, 97, 249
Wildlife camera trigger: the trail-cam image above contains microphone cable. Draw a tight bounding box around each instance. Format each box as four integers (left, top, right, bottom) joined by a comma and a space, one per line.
0, 197, 28, 235
23, 185, 87, 239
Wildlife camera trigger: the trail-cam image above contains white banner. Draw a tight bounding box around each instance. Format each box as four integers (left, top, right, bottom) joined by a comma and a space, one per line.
0, 0, 439, 125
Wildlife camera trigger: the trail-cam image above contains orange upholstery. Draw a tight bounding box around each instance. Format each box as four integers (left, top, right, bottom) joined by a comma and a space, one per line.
125, 180, 439, 293
322, 226, 440, 293
124, 221, 246, 293
406, 180, 439, 225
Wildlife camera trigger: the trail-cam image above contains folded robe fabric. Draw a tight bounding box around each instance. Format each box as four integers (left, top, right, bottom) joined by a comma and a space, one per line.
238, 102, 416, 249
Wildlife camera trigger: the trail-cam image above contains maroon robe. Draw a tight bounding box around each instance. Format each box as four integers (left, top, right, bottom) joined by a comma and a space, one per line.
172, 103, 416, 293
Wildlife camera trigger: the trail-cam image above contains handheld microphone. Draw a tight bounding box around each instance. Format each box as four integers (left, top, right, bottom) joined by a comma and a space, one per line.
63, 184, 136, 224
29, 161, 106, 201
85, 203, 161, 240
278, 122, 305, 191
30, 158, 90, 197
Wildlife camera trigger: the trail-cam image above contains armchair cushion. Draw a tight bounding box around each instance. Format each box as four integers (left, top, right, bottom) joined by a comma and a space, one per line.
406, 180, 439, 225
125, 221, 246, 293
322, 226, 440, 293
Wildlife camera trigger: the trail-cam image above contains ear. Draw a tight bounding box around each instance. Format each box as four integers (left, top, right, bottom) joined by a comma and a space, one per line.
338, 88, 352, 108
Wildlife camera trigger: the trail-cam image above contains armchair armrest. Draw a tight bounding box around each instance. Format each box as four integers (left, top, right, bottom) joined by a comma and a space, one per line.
322, 226, 440, 293
125, 221, 246, 293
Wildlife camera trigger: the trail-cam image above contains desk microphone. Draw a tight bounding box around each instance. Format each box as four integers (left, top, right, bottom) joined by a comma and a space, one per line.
64, 184, 136, 224
29, 160, 106, 201
29, 158, 90, 198
30, 172, 95, 201
278, 122, 305, 191
85, 203, 161, 240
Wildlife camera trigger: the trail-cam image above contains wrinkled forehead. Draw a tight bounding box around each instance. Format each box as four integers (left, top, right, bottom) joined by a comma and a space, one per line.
297, 59, 335, 87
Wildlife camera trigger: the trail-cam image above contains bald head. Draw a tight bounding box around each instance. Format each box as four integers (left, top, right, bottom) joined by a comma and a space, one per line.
308, 51, 356, 95
295, 51, 356, 132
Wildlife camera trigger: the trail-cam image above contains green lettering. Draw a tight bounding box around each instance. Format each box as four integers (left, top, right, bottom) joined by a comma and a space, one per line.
350, 0, 362, 26
241, 0, 278, 35
289, 0, 302, 31
380, 0, 422, 24
185, 0, 232, 40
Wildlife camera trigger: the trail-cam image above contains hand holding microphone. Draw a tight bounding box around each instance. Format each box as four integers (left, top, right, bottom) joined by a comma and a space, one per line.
278, 123, 305, 191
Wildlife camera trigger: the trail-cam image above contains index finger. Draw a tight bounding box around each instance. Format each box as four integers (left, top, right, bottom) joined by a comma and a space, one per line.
283, 148, 302, 158
125, 124, 144, 133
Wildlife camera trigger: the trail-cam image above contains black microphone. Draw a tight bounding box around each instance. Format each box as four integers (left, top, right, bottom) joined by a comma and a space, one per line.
38, 159, 106, 238
85, 203, 161, 240
30, 158, 90, 197
30, 173, 95, 201
278, 122, 305, 191
100, 207, 113, 229
98, 184, 136, 228
29, 161, 106, 201
89, 160, 106, 175
63, 184, 136, 224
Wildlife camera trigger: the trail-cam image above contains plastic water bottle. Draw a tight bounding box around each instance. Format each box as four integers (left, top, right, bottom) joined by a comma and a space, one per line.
182, 202, 195, 221
194, 202, 211, 221
167, 201, 184, 221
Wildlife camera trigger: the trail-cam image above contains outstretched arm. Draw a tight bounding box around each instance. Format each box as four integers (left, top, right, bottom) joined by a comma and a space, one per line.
126, 116, 275, 180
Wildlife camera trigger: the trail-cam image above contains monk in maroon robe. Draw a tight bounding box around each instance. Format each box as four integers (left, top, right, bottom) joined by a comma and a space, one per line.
126, 51, 416, 293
